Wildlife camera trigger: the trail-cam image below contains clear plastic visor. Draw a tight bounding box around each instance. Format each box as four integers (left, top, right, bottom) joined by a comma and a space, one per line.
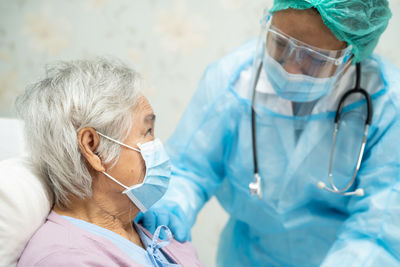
265, 20, 352, 78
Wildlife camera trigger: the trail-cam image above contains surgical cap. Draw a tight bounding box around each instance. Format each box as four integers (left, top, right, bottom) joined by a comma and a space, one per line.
270, 0, 392, 63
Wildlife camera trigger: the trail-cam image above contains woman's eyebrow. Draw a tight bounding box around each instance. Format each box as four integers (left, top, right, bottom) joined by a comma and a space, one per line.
144, 114, 156, 122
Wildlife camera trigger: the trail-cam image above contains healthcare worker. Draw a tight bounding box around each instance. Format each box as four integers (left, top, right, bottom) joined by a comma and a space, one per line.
137, 0, 400, 266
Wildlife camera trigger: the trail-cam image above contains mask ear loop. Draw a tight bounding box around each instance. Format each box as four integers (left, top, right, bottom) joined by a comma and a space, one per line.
92, 151, 127, 189
95, 131, 141, 190
102, 171, 130, 190
96, 131, 141, 152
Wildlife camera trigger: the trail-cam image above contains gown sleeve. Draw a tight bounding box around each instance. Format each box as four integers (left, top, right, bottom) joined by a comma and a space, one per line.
321, 103, 400, 266
163, 61, 239, 227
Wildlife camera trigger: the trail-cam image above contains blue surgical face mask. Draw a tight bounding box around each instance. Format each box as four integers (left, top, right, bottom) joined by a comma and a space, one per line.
264, 52, 337, 103
96, 132, 171, 213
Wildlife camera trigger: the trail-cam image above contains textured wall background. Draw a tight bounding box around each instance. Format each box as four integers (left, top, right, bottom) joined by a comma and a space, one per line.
1, 1, 399, 266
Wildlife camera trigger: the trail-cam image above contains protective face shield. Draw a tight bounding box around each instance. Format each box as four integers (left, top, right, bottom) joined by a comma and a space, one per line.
96, 132, 171, 213
259, 12, 353, 102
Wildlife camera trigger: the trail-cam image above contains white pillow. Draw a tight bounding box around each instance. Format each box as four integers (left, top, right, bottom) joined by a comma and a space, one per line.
0, 118, 25, 161
0, 157, 52, 267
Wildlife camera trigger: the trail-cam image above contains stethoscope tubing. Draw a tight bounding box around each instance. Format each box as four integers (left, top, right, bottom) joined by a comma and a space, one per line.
249, 58, 372, 198
324, 63, 372, 196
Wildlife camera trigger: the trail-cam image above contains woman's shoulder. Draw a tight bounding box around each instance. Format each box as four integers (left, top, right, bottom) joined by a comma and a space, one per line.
17, 211, 137, 267
18, 247, 104, 266
17, 213, 71, 265
17, 213, 95, 266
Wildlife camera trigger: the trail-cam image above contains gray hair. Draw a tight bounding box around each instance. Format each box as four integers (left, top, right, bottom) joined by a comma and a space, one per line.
15, 58, 142, 208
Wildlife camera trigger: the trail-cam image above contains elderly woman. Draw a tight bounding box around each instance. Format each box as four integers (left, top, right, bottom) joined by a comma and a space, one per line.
16, 59, 202, 266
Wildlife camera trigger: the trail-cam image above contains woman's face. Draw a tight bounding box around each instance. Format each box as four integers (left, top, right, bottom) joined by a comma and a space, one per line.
271, 8, 348, 75
104, 95, 155, 192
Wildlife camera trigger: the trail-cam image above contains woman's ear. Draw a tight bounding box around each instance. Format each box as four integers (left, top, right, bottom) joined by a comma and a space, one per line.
77, 128, 105, 172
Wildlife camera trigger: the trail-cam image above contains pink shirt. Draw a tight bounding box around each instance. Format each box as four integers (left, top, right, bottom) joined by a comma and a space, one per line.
17, 211, 203, 267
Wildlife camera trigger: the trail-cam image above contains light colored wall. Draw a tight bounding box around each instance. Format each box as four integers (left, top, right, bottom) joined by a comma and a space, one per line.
1, 1, 399, 266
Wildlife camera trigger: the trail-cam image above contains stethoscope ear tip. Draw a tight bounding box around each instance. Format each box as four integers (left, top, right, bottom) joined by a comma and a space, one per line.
318, 180, 364, 197
317, 181, 326, 189
354, 188, 364, 197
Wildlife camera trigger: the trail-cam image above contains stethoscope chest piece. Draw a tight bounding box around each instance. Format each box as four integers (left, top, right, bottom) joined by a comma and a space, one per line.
249, 173, 262, 199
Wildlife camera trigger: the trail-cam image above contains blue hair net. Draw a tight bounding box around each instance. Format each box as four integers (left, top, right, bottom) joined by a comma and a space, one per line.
270, 0, 392, 62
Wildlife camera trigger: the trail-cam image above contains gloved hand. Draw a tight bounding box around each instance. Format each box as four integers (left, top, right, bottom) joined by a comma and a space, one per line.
135, 201, 191, 242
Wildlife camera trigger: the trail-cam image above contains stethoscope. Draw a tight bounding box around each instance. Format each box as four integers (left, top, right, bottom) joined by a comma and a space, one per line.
249, 55, 372, 199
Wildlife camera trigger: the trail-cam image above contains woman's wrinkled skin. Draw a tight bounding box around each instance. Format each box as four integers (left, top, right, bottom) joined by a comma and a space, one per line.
54, 95, 155, 248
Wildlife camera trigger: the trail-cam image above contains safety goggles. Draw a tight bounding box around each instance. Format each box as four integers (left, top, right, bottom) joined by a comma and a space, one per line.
265, 17, 353, 78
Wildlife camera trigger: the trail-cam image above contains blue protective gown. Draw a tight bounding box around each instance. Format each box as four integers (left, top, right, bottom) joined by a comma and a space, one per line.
163, 39, 400, 266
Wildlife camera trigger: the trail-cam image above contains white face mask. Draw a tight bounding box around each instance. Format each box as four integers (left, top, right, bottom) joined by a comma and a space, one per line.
97, 132, 171, 213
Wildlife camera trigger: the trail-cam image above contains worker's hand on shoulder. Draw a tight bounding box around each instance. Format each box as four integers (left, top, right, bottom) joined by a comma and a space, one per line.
135, 200, 191, 242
